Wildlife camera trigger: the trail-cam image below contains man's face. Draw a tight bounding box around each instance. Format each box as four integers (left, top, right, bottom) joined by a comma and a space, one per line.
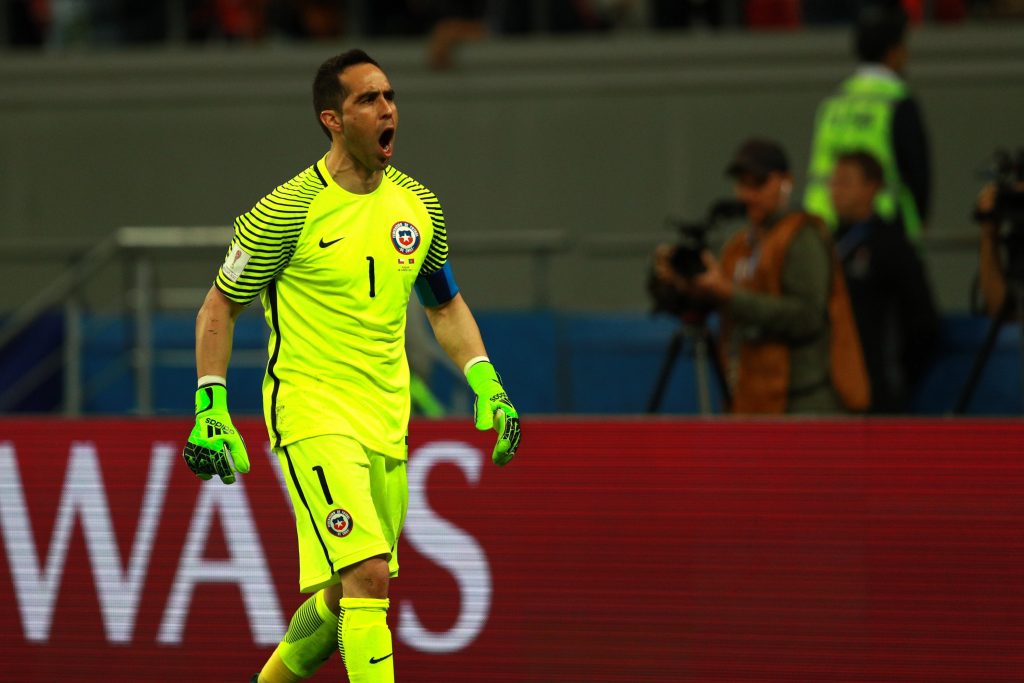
734, 171, 789, 226
829, 161, 879, 224
338, 63, 398, 172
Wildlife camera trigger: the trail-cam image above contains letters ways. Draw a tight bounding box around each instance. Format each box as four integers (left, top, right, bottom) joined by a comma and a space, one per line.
0, 439, 491, 652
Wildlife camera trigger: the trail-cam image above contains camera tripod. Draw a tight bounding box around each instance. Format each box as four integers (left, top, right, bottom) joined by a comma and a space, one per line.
647, 316, 731, 415
954, 279, 1024, 414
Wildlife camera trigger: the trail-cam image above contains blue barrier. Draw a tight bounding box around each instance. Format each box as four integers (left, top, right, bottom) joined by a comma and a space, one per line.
0, 313, 64, 412
913, 315, 1022, 415
4, 311, 1021, 415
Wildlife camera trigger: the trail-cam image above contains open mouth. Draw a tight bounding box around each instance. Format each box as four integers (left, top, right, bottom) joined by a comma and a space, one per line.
379, 128, 395, 157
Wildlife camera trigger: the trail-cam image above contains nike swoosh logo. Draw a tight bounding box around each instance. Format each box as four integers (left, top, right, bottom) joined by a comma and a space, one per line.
369, 653, 394, 665
319, 236, 345, 248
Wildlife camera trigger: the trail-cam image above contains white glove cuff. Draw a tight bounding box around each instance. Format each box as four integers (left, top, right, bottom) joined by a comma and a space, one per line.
463, 356, 490, 376
198, 374, 226, 388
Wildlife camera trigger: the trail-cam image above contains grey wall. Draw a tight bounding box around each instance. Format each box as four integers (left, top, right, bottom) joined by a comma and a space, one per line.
2, 26, 1023, 314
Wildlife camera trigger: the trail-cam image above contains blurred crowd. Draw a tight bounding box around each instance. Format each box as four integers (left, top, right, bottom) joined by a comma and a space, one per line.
5, 0, 1024, 49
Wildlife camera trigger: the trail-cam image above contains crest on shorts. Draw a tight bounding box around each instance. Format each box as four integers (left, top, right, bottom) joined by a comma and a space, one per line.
391, 222, 420, 255
326, 508, 354, 537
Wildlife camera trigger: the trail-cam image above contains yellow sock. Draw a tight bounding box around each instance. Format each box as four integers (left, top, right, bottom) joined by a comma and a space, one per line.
338, 597, 394, 683
260, 590, 338, 681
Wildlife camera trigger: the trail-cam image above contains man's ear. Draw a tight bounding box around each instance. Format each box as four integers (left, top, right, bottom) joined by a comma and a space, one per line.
319, 109, 342, 136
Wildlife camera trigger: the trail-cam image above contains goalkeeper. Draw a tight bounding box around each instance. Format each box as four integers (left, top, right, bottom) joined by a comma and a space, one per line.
182, 49, 521, 683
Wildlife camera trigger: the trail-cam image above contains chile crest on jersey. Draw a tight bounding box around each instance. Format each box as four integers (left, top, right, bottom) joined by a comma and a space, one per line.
391, 221, 421, 255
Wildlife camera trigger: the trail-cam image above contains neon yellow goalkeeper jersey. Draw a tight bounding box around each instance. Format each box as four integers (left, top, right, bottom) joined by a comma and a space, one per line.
215, 156, 457, 459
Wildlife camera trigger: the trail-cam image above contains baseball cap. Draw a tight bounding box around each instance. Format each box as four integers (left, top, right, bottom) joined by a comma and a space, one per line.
725, 139, 790, 182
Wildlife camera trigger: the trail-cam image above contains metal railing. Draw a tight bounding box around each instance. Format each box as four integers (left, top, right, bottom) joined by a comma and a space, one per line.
0, 226, 570, 415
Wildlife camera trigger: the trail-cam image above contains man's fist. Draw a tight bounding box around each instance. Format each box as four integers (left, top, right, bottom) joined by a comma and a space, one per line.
466, 360, 522, 466
182, 384, 250, 484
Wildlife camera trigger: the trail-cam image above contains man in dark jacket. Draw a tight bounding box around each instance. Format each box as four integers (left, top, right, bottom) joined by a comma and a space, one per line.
831, 150, 939, 412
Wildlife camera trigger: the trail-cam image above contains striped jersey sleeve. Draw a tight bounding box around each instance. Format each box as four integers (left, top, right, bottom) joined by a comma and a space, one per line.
215, 165, 326, 304
385, 166, 448, 275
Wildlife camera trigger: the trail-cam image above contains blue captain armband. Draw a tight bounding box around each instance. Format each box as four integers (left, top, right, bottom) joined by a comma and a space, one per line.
414, 262, 460, 307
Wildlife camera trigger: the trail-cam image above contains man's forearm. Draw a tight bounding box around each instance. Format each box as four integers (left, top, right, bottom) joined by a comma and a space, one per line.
979, 228, 1006, 318
196, 286, 242, 379
424, 293, 487, 371
727, 288, 827, 340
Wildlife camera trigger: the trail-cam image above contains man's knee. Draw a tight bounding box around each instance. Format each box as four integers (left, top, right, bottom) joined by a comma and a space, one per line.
322, 582, 344, 616
339, 555, 390, 599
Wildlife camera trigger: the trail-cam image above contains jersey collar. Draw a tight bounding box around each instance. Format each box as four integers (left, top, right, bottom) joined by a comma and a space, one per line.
855, 63, 902, 83
317, 154, 387, 197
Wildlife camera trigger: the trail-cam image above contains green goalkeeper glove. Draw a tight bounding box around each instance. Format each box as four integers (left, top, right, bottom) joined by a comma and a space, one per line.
182, 383, 250, 485
466, 360, 521, 466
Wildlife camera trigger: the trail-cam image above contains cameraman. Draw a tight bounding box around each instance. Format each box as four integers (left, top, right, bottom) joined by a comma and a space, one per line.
654, 139, 869, 414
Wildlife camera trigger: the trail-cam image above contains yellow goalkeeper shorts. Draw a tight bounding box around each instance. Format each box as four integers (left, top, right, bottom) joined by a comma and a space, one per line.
276, 434, 408, 593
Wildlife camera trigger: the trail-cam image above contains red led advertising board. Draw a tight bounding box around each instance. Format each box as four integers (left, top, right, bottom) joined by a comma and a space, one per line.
1, 418, 1021, 681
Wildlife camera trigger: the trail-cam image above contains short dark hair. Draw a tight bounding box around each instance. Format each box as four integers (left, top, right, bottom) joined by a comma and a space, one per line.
725, 138, 790, 183
854, 3, 907, 63
836, 151, 885, 185
312, 49, 382, 140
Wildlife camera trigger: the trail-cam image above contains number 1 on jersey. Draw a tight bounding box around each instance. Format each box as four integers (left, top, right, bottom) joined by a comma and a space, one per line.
365, 256, 376, 298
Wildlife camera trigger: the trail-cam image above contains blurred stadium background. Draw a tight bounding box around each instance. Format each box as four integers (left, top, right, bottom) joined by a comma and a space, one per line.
1, 1, 1023, 681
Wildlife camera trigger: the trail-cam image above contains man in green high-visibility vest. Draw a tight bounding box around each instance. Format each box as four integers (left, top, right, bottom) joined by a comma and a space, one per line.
804, 2, 931, 243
